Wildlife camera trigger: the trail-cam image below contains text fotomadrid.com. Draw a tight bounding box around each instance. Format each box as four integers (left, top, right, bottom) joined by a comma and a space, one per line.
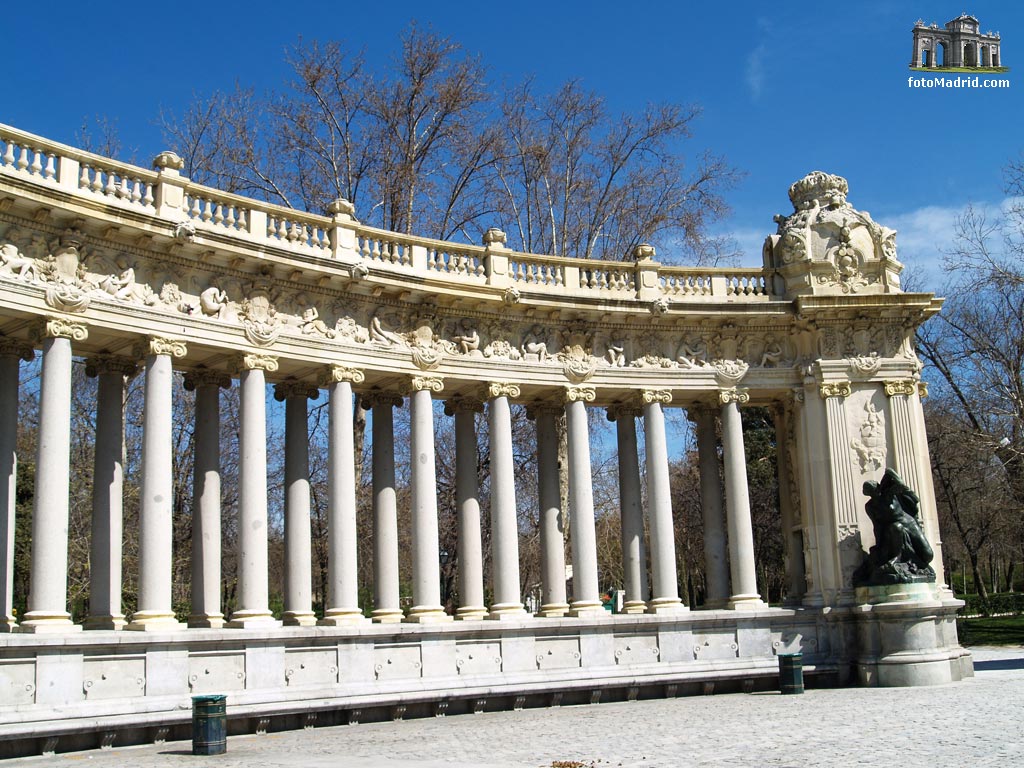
907, 75, 1010, 88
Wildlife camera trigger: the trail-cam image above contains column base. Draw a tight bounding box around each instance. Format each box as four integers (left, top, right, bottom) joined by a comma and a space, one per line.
536, 602, 570, 618
17, 612, 81, 634
568, 600, 607, 618
126, 611, 185, 632
727, 594, 767, 611
487, 603, 529, 621
646, 598, 688, 615
455, 606, 488, 621
226, 610, 281, 629
319, 610, 369, 627
621, 600, 648, 615
188, 614, 226, 629
83, 614, 127, 631
405, 607, 453, 624
0, 618, 16, 633
283, 611, 318, 627
371, 608, 404, 624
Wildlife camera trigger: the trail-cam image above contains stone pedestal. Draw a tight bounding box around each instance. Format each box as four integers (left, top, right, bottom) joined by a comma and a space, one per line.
854, 584, 973, 687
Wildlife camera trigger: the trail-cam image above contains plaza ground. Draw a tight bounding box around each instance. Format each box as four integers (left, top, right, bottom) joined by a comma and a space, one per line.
11, 646, 1021, 768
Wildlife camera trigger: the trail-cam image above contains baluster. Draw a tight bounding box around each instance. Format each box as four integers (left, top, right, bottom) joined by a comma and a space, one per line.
237, 209, 247, 230
200, 199, 212, 223
213, 204, 225, 226
267, 216, 278, 239
143, 182, 154, 207
28, 149, 42, 176
371, 239, 382, 261
91, 168, 105, 193
79, 164, 91, 189
118, 177, 131, 200
16, 145, 29, 171
44, 153, 57, 180
189, 196, 201, 220
130, 179, 142, 204
104, 170, 117, 196
1, 140, 14, 168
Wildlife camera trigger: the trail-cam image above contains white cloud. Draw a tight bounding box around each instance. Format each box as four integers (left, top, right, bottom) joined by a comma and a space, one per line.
746, 43, 767, 100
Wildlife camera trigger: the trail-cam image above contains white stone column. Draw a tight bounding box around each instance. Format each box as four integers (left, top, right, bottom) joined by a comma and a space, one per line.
820, 380, 860, 602
886, 379, 949, 594
406, 376, 450, 623
183, 368, 230, 628
319, 366, 367, 626
643, 390, 685, 614
719, 388, 765, 610
486, 383, 527, 619
531, 403, 569, 617
228, 353, 279, 628
692, 405, 730, 608
84, 355, 136, 630
367, 391, 403, 623
774, 402, 806, 605
564, 387, 604, 617
275, 379, 319, 627
608, 404, 647, 614
0, 338, 30, 632
128, 337, 187, 631
21, 319, 86, 633
445, 395, 486, 621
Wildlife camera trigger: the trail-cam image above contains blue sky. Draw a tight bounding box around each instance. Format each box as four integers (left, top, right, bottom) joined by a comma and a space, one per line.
7, 1, 1022, 290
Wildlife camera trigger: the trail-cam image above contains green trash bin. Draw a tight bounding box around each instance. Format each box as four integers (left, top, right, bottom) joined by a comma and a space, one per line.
192, 694, 227, 755
778, 653, 804, 695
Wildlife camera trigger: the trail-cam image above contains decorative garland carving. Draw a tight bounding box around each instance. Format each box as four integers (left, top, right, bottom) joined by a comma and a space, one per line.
713, 359, 749, 386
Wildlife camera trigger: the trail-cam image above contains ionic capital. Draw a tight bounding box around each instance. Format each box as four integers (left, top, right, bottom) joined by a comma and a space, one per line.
274, 379, 320, 402
525, 400, 564, 420
819, 381, 852, 399
487, 382, 521, 400
85, 354, 138, 379
641, 389, 673, 405
319, 365, 365, 386
136, 336, 187, 359
791, 386, 806, 405
0, 335, 34, 361
606, 403, 642, 422
37, 316, 88, 342
362, 389, 403, 409
918, 381, 928, 399
411, 375, 444, 393
444, 394, 485, 416
565, 385, 596, 403
183, 367, 231, 391
233, 352, 279, 373
882, 379, 915, 397
718, 387, 750, 406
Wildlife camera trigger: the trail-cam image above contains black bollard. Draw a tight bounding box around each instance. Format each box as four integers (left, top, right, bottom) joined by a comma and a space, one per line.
192, 694, 227, 755
778, 653, 804, 695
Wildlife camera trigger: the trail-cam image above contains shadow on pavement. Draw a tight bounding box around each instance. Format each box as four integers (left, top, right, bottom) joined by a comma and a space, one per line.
973, 657, 1024, 671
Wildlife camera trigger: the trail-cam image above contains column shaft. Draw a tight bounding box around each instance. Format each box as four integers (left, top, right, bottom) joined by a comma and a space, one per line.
720, 397, 764, 609
0, 354, 20, 632
283, 391, 315, 626
614, 412, 647, 613
536, 409, 568, 617
453, 406, 485, 620
695, 408, 730, 608
565, 399, 602, 616
86, 370, 127, 629
644, 400, 684, 613
190, 381, 224, 627
371, 399, 402, 622
320, 378, 365, 625
129, 352, 183, 630
407, 387, 448, 622
22, 336, 78, 632
487, 393, 527, 618
228, 367, 276, 627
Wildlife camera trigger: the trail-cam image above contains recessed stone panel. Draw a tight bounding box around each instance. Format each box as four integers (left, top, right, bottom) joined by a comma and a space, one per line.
83, 655, 146, 700
454, 641, 502, 676
188, 652, 246, 694
535, 637, 582, 670
613, 634, 660, 666
692, 632, 739, 660
0, 660, 36, 707
284, 648, 339, 688
373, 644, 422, 681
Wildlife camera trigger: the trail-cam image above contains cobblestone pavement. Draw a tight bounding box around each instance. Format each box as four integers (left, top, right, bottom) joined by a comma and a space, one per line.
18, 647, 1023, 768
